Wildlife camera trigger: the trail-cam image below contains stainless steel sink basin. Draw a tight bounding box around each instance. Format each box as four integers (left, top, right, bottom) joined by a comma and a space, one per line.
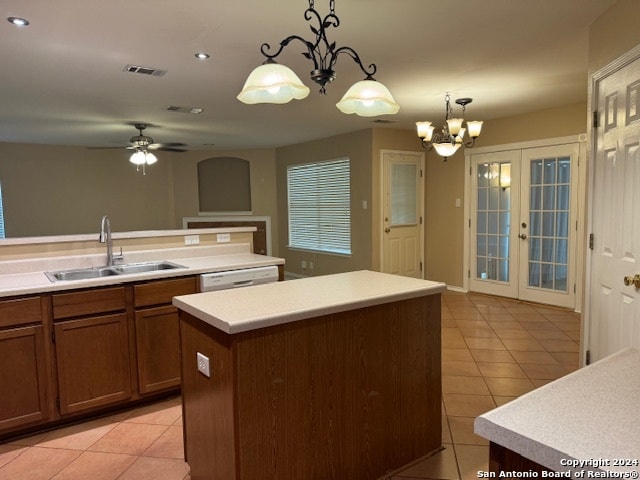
45, 261, 186, 282
45, 266, 121, 282
113, 261, 186, 275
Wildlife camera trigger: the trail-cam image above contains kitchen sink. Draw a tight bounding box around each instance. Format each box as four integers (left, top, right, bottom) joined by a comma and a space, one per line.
45, 261, 186, 282
113, 261, 186, 274
45, 266, 121, 282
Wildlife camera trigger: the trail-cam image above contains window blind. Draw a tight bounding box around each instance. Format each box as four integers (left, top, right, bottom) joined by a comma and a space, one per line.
287, 157, 351, 255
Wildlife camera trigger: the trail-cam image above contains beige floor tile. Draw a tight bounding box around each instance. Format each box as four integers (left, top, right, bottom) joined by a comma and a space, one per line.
493, 396, 517, 406
117, 457, 190, 480
442, 328, 468, 349
550, 352, 580, 368
443, 394, 495, 417
442, 375, 490, 395
143, 425, 184, 459
476, 362, 527, 378
470, 349, 515, 363
36, 416, 119, 451
51, 451, 136, 480
519, 363, 570, 380
485, 320, 522, 330
459, 327, 497, 339
484, 377, 536, 397
510, 350, 560, 365
447, 416, 488, 446
0, 444, 29, 469
454, 444, 489, 480
542, 340, 579, 353
88, 423, 169, 456
392, 445, 459, 479
124, 397, 182, 426
442, 360, 482, 377
494, 328, 534, 340
464, 337, 506, 351
442, 348, 475, 362
456, 320, 491, 330
0, 446, 81, 480
500, 338, 545, 351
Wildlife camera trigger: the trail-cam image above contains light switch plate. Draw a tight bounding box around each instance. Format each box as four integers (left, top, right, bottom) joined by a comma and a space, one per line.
185, 234, 200, 245
216, 233, 231, 243
196, 352, 210, 377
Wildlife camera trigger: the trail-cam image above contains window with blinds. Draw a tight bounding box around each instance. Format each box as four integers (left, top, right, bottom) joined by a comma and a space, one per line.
287, 157, 351, 255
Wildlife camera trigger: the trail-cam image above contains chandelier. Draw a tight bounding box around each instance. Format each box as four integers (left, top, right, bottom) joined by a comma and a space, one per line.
237, 0, 399, 117
416, 94, 483, 161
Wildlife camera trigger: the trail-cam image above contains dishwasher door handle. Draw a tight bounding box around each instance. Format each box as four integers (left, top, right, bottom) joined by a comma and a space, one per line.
233, 280, 255, 288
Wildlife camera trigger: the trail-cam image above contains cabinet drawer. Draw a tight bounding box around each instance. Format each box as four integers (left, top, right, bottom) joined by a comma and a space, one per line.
0, 297, 42, 328
134, 276, 196, 308
52, 287, 126, 320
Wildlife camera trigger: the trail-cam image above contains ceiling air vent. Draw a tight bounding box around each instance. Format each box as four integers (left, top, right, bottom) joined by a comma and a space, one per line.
165, 105, 204, 114
371, 119, 397, 124
124, 65, 167, 77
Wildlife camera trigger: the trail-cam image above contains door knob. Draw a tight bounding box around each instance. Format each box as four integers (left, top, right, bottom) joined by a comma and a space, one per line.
519, 233, 527, 240
384, 228, 391, 233
623, 274, 640, 288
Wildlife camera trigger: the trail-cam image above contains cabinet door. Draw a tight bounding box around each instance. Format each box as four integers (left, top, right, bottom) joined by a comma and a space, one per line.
55, 313, 131, 415
0, 325, 52, 431
135, 306, 181, 394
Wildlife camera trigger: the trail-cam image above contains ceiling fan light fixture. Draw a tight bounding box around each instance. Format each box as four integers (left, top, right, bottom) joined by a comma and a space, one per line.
237, 62, 310, 104
336, 79, 400, 117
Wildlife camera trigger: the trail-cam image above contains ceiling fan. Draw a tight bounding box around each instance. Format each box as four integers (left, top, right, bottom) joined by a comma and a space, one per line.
126, 123, 188, 153
89, 123, 188, 153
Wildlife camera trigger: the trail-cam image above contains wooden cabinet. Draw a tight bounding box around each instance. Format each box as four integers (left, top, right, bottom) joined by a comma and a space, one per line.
0, 296, 53, 432
52, 287, 132, 415
134, 277, 196, 395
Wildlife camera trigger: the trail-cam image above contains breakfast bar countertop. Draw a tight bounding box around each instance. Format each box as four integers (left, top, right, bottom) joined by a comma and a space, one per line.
173, 269, 446, 334
474, 347, 640, 476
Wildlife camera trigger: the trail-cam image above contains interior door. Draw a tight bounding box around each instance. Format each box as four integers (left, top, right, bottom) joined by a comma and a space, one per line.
381, 151, 424, 278
587, 54, 640, 363
469, 150, 521, 298
469, 145, 579, 308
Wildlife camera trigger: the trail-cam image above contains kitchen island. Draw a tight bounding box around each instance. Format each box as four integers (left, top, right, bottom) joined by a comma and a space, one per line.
475, 347, 640, 478
173, 270, 446, 480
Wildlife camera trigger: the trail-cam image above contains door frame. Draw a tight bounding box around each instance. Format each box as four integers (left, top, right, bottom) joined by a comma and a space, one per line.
463, 134, 587, 311
379, 149, 425, 278
583, 43, 640, 366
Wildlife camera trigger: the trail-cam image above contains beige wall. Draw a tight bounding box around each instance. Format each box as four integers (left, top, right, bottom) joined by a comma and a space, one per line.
170, 148, 279, 255
275, 130, 373, 277
589, 0, 640, 74
0, 142, 176, 237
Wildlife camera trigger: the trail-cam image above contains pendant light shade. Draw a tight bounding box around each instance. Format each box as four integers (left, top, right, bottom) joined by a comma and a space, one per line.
237, 62, 310, 105
433, 143, 461, 158
336, 79, 400, 117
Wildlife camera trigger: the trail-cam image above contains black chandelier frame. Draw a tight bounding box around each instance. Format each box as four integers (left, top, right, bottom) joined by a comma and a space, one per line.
258, 0, 378, 94
419, 94, 479, 151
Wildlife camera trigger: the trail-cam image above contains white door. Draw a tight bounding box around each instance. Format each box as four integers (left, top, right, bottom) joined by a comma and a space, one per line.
381, 151, 424, 278
586, 52, 640, 363
469, 144, 579, 309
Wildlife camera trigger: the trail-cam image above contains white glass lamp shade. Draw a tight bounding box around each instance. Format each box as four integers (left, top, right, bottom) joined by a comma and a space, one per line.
336, 79, 400, 117
433, 142, 461, 158
416, 122, 434, 141
145, 152, 158, 165
455, 128, 466, 143
466, 120, 483, 138
130, 150, 146, 165
237, 63, 310, 104
446, 117, 463, 136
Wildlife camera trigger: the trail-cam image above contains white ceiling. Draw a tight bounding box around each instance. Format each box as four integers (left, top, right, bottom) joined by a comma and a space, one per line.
0, 0, 615, 151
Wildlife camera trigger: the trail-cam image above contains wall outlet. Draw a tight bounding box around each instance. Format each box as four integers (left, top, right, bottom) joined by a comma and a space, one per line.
216, 233, 231, 243
196, 352, 210, 377
185, 234, 200, 245
301, 260, 307, 269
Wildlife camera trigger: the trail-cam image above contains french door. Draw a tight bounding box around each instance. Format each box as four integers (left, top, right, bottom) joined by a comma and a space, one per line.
469, 143, 580, 309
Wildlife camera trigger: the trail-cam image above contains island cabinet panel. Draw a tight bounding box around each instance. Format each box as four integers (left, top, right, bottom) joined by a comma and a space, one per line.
180, 294, 442, 480
134, 277, 196, 395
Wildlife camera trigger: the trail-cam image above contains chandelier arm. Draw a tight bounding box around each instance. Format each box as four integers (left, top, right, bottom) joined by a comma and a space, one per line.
330, 46, 377, 78
260, 36, 318, 69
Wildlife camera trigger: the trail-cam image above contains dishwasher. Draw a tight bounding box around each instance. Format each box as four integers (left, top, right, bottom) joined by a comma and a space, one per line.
199, 265, 279, 292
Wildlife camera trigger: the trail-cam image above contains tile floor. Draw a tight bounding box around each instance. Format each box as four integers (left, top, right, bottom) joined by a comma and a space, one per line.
0, 291, 580, 480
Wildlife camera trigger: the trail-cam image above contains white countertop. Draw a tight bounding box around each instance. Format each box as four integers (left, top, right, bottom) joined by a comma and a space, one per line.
0, 245, 284, 297
475, 347, 640, 477
172, 270, 446, 334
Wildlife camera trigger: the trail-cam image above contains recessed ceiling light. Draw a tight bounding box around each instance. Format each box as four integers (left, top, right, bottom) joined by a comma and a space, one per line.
195, 52, 210, 60
7, 16, 30, 26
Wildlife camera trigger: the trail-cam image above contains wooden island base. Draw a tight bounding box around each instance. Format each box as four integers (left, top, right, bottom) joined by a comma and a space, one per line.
179, 294, 442, 480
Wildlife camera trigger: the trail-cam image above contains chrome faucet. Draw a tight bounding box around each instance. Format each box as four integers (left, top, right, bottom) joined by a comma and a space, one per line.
99, 215, 123, 266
